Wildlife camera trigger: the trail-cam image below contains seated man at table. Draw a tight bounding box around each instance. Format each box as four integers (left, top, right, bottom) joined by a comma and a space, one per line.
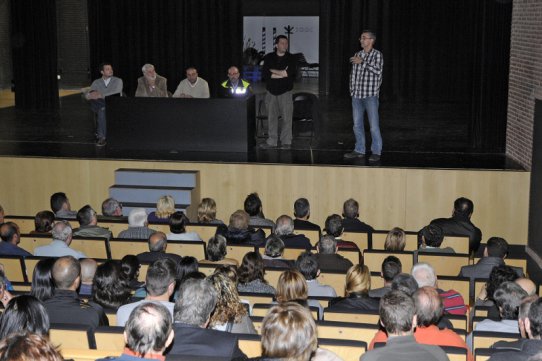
172, 67, 209, 98
135, 63, 169, 98
220, 66, 252, 98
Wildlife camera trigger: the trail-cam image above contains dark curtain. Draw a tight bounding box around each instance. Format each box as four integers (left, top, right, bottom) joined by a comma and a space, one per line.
320, 0, 511, 152
11, 0, 59, 110
88, 0, 243, 97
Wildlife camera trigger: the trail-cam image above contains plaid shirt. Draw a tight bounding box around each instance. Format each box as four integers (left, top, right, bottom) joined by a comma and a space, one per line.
350, 48, 383, 98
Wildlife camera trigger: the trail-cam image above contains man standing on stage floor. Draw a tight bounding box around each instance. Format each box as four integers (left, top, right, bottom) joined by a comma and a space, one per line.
135, 63, 169, 98
344, 30, 384, 162
260, 35, 297, 150
172, 67, 210, 99
85, 63, 123, 147
220, 66, 252, 98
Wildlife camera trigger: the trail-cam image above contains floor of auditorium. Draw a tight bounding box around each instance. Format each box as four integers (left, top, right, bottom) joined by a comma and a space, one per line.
0, 85, 525, 171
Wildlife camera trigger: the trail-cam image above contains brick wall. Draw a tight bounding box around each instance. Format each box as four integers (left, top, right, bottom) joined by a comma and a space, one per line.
0, 0, 12, 89
506, 0, 542, 170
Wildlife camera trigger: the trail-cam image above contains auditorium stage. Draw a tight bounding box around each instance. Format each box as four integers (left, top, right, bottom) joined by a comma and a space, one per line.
0, 88, 525, 171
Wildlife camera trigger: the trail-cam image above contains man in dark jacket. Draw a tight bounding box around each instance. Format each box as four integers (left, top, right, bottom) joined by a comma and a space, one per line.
314, 235, 353, 273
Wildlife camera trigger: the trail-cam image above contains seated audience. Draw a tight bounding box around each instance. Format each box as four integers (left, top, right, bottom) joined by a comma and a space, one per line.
262, 235, 294, 269
97, 302, 174, 361
118, 208, 157, 239
101, 197, 123, 217
244, 192, 275, 229
342, 198, 374, 233
172, 67, 210, 98
369, 286, 473, 361
50, 191, 77, 218
429, 197, 482, 253
43, 256, 106, 329
412, 262, 467, 315
293, 197, 321, 232
148, 195, 176, 224
391, 273, 419, 296
220, 209, 265, 247
120, 255, 145, 297
0, 222, 31, 256
327, 264, 379, 312
166, 211, 201, 241
385, 227, 406, 251
274, 214, 312, 250
324, 214, 359, 250
116, 258, 177, 326
207, 272, 257, 334
477, 264, 521, 317
295, 252, 337, 297
31, 210, 55, 234
135, 63, 169, 98
92, 260, 132, 311
169, 278, 246, 359
73, 204, 112, 240
200, 235, 238, 266
276, 269, 324, 319
314, 235, 354, 273
369, 256, 402, 298
360, 290, 448, 361
137, 231, 182, 264
418, 224, 454, 253
237, 251, 276, 294
34, 221, 86, 259
0, 295, 50, 339
0, 333, 63, 361
30, 257, 56, 302
79, 258, 97, 296
197, 197, 224, 224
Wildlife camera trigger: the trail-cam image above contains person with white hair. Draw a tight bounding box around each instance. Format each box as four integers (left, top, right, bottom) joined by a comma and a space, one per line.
34, 221, 86, 259
411, 262, 467, 315
135, 63, 169, 98
117, 208, 157, 239
274, 215, 312, 250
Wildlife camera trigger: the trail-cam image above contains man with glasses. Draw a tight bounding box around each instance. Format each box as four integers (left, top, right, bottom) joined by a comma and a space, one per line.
220, 66, 252, 98
344, 30, 384, 162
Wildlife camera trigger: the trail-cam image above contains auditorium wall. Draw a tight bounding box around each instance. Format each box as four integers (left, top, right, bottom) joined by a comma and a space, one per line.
0, 157, 530, 245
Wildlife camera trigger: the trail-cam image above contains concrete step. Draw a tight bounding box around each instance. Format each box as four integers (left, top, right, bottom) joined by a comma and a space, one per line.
109, 185, 192, 205
121, 202, 189, 217
114, 168, 198, 188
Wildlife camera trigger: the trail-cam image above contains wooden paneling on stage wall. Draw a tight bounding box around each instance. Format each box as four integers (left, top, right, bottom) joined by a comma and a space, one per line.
0, 157, 530, 245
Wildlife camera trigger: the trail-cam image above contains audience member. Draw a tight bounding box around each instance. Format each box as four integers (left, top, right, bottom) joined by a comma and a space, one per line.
116, 258, 177, 326
429, 197, 482, 253
293, 197, 321, 232
412, 262, 467, 315
73, 204, 112, 240
79, 258, 98, 296
324, 214, 359, 250
200, 235, 238, 266
118, 208, 156, 239
135, 63, 169, 98
342, 198, 374, 233
31, 210, 55, 234
262, 235, 294, 268
390, 273, 419, 296
237, 251, 276, 294
369, 256, 402, 298
314, 235, 354, 273
244, 192, 275, 229
360, 290, 448, 361
147, 195, 176, 224
274, 214, 312, 250
92, 260, 132, 311
0, 295, 50, 339
295, 252, 337, 297
384, 227, 406, 251
328, 264, 379, 312
121, 255, 145, 296
44, 256, 106, 329
418, 224, 454, 253
207, 272, 257, 334
196, 197, 224, 224
172, 67, 210, 98
34, 221, 86, 259
220, 209, 265, 247
166, 211, 201, 241
101, 197, 123, 217
169, 278, 246, 359
50, 191, 77, 218
0, 271, 12, 308
97, 302, 174, 361
220, 65, 252, 98
137, 231, 182, 264
176, 256, 199, 287
478, 265, 521, 314
0, 333, 63, 361
516, 278, 537, 296
276, 269, 324, 319
0, 222, 31, 256
30, 257, 56, 302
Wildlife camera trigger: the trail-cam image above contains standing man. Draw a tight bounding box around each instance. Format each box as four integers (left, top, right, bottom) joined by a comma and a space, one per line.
85, 63, 123, 147
220, 66, 252, 98
260, 35, 297, 149
135, 63, 168, 98
172, 67, 209, 98
344, 30, 383, 162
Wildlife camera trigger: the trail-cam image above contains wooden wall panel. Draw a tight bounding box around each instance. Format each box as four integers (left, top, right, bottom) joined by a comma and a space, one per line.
0, 157, 529, 245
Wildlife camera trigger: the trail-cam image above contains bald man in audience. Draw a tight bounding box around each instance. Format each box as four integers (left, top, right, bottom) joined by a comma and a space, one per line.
44, 256, 106, 329
515, 278, 537, 296
136, 231, 182, 264
79, 258, 97, 296
0, 222, 31, 256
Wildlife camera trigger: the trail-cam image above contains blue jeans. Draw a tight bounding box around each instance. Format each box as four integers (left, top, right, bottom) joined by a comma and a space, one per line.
352, 96, 382, 155
90, 98, 107, 139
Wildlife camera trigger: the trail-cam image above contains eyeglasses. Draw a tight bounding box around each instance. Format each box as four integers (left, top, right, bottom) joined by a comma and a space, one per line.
359, 37, 373, 41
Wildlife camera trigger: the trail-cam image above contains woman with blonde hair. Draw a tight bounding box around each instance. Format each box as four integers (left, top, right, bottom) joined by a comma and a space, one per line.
197, 198, 224, 224
147, 195, 176, 223
384, 227, 406, 251
327, 264, 379, 311
207, 272, 256, 334
276, 269, 323, 319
